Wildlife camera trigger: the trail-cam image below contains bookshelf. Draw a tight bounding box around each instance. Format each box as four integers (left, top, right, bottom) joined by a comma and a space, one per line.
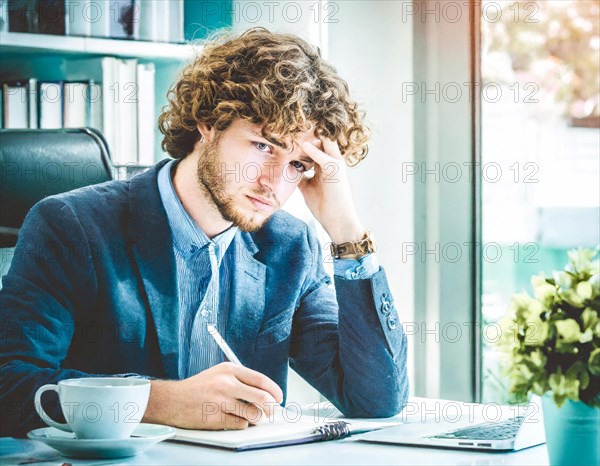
0, 31, 197, 177
0, 31, 195, 61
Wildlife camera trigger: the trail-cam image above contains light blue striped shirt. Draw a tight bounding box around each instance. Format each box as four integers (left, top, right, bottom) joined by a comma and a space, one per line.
158, 160, 237, 378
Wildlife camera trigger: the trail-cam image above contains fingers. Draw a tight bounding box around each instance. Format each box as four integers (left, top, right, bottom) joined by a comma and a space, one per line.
301, 141, 329, 167
231, 382, 281, 417
232, 364, 284, 404
301, 137, 343, 169
322, 137, 343, 160
170, 362, 283, 430
220, 399, 264, 425
220, 412, 250, 430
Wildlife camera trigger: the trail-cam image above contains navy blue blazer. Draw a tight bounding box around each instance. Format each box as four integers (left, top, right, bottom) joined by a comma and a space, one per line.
0, 160, 408, 436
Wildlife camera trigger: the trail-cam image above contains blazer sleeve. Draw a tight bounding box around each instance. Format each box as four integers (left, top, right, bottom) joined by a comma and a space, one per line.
1, 197, 102, 437
288, 226, 409, 418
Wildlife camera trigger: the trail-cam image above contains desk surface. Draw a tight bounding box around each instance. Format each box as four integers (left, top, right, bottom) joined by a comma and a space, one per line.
0, 435, 550, 465
1, 397, 550, 465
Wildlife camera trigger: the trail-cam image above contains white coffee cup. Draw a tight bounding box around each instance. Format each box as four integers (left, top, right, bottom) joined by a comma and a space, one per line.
34, 377, 151, 439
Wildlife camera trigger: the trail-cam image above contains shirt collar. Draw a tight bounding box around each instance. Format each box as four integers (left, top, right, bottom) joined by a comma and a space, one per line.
158, 159, 237, 260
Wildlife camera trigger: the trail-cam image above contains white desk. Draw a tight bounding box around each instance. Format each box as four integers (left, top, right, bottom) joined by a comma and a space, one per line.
0, 436, 550, 465
1, 397, 550, 465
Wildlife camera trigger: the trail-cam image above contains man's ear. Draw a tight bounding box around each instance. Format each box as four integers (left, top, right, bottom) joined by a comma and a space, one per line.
197, 123, 215, 143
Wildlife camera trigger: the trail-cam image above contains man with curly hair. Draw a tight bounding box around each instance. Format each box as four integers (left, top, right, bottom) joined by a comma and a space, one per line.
1, 28, 408, 436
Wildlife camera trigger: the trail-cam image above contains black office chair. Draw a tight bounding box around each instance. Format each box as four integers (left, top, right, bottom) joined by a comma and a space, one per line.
0, 127, 113, 248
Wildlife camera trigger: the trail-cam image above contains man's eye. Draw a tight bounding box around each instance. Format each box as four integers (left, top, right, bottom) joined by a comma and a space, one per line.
255, 142, 271, 153
290, 161, 308, 172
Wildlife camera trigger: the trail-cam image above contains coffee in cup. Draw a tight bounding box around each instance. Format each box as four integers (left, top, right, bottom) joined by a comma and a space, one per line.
34, 377, 151, 439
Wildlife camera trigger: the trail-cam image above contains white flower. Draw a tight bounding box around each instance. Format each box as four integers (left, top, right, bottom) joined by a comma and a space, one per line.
528, 299, 544, 319
590, 272, 599, 295
568, 248, 598, 274
580, 329, 593, 343
581, 308, 599, 332
555, 319, 582, 344
530, 349, 546, 367
576, 281, 593, 300
531, 275, 556, 303
524, 300, 548, 346
562, 289, 584, 308
524, 319, 548, 346
553, 271, 572, 289
508, 292, 534, 321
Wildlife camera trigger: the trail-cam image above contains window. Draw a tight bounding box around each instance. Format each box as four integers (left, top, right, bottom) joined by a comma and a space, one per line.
480, 0, 600, 403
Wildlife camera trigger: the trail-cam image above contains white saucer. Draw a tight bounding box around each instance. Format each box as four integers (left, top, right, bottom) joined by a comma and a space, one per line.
27, 423, 176, 459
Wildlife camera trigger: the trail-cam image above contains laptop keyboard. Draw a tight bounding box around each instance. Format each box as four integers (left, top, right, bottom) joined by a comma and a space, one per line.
429, 416, 525, 441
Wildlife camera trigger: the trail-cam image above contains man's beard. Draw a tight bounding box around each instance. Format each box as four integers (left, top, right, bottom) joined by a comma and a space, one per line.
196, 139, 279, 232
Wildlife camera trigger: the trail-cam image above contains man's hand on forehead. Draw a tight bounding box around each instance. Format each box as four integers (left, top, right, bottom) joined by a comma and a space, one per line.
297, 136, 365, 245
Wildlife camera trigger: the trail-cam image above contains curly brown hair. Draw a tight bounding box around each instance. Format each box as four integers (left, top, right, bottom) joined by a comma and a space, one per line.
158, 27, 369, 166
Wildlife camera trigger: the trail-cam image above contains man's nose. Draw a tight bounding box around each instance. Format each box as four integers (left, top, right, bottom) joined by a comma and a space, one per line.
257, 161, 286, 191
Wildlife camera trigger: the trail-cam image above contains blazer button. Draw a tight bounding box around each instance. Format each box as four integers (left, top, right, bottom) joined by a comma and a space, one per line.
381, 293, 394, 305
381, 302, 391, 315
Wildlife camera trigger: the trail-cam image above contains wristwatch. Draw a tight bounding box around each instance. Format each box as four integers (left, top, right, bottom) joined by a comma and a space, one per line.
330, 231, 376, 260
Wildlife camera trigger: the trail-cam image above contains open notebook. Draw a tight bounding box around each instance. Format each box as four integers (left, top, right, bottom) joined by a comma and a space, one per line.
170, 405, 400, 451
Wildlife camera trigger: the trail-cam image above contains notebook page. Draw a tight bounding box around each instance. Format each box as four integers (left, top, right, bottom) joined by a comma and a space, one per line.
173, 412, 322, 449
172, 407, 402, 450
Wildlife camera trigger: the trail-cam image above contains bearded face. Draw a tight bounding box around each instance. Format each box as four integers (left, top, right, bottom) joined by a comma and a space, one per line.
196, 136, 281, 232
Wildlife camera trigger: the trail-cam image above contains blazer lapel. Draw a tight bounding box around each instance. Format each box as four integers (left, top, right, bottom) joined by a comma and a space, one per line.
225, 231, 266, 365
128, 160, 180, 379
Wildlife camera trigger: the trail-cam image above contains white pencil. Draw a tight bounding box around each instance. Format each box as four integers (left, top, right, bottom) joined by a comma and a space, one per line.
207, 324, 243, 366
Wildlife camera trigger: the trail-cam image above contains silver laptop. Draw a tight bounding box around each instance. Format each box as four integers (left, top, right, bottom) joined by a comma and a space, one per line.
357, 397, 546, 452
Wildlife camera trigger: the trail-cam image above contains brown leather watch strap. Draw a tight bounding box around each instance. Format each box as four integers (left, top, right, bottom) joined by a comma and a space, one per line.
330, 231, 376, 260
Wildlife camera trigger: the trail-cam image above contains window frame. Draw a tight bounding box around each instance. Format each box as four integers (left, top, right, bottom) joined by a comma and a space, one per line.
412, 0, 482, 403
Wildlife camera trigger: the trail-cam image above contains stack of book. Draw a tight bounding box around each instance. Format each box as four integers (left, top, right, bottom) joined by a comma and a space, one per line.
1, 57, 156, 166
2, 79, 101, 130
5, 0, 185, 42
3, 0, 233, 42
98, 57, 156, 166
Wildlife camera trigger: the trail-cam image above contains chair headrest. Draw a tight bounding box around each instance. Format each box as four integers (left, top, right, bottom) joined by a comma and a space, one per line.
0, 128, 113, 234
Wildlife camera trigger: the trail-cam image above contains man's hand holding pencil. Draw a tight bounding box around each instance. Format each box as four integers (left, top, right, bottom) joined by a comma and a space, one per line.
141, 325, 283, 430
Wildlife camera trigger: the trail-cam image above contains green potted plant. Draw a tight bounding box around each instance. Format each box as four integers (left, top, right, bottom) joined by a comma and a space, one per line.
498, 247, 599, 466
